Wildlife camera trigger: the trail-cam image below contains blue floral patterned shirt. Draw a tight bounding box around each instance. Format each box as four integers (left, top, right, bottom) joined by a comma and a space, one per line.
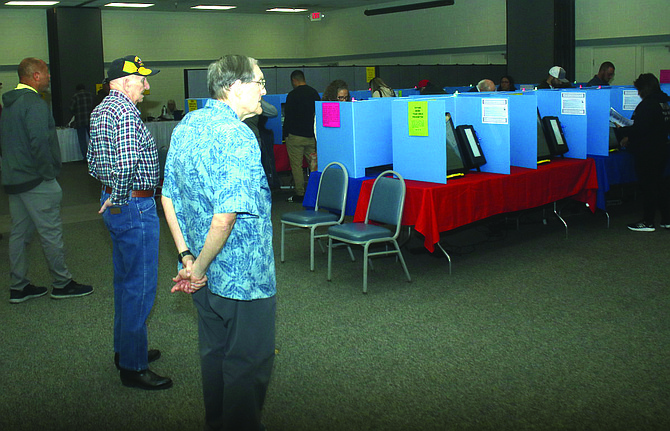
162, 99, 276, 300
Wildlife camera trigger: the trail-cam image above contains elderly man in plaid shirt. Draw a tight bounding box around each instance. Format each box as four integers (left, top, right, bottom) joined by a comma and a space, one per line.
89, 55, 171, 391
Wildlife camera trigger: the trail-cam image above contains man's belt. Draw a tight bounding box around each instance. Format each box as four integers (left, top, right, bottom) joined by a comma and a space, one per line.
103, 185, 155, 198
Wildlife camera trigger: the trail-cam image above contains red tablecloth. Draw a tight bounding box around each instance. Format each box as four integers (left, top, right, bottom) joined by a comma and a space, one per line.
353, 158, 599, 252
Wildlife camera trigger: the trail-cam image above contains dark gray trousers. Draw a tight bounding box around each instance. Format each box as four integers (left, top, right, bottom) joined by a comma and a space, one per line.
193, 288, 275, 431
8, 179, 72, 290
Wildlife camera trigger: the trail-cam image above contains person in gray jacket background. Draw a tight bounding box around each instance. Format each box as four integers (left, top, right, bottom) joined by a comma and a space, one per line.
0, 57, 93, 304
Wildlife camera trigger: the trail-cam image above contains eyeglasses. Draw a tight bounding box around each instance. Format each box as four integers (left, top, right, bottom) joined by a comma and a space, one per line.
337, 95, 348, 101
250, 78, 266, 88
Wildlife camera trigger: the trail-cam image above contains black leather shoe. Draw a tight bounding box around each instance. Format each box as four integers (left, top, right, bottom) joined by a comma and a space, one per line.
120, 368, 173, 390
114, 349, 161, 370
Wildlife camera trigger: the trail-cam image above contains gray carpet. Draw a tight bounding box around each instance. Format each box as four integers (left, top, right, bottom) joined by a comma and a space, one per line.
0, 162, 668, 430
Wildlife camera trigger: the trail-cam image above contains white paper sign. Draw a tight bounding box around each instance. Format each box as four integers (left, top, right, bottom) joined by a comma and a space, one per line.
561, 92, 586, 115
622, 90, 641, 111
481, 98, 508, 124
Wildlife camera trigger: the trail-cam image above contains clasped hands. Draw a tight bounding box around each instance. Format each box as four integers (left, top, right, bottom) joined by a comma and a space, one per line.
171, 257, 207, 294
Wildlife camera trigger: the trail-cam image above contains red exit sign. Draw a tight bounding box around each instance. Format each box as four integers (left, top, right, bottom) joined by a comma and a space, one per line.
309, 11, 322, 21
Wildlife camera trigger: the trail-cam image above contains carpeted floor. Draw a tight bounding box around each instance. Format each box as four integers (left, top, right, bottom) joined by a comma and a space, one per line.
0, 162, 668, 431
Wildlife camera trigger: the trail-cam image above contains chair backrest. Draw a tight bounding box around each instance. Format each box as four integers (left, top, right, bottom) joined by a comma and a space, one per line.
315, 162, 349, 217
366, 170, 406, 238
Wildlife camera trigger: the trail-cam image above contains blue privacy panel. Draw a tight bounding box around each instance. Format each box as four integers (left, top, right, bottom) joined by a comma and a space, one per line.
610, 86, 637, 120
451, 94, 511, 175
585, 88, 611, 156
315, 98, 394, 177
350, 90, 372, 101
536, 89, 587, 159
444, 86, 475, 94
391, 98, 451, 184
396, 88, 420, 97
506, 92, 537, 169
262, 94, 287, 147
316, 101, 355, 176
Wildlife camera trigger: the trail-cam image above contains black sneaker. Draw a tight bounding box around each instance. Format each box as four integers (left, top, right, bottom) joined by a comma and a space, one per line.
286, 194, 304, 203
660, 222, 670, 229
50, 280, 94, 299
9, 284, 48, 304
627, 221, 655, 232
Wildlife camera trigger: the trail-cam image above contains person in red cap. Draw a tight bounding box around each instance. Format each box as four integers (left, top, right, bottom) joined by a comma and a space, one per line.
89, 55, 171, 390
417, 79, 446, 95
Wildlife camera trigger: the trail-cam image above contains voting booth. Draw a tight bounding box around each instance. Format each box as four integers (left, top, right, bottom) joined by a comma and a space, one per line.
315, 97, 395, 177
609, 86, 640, 122
535, 89, 590, 159
391, 94, 518, 184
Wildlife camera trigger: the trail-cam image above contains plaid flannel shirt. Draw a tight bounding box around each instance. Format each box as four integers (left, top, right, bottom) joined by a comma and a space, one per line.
88, 90, 159, 206
69, 90, 94, 128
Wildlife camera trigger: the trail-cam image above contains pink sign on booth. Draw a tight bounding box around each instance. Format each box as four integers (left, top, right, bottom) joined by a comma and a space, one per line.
322, 102, 341, 127
660, 70, 670, 84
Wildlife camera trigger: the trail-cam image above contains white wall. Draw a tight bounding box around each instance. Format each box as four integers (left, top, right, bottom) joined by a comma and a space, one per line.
575, 0, 670, 84
99, 10, 307, 117
304, 0, 506, 63
0, 10, 49, 94
100, 10, 306, 62
576, 0, 670, 40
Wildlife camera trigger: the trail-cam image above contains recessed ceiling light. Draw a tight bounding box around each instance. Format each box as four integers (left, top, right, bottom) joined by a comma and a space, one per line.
191, 5, 237, 10
5, 1, 60, 5
266, 8, 308, 13
105, 2, 154, 8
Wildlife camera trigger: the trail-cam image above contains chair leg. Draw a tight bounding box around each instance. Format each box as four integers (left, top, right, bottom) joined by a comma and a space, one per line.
393, 240, 412, 283
309, 227, 316, 271
346, 245, 355, 261
280, 222, 285, 263
363, 243, 370, 294
327, 237, 333, 281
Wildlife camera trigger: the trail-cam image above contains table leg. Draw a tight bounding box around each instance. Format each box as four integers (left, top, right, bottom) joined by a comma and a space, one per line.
435, 242, 452, 275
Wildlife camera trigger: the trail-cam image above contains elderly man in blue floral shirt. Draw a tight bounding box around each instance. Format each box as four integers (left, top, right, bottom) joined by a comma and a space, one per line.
89, 55, 171, 391
162, 55, 276, 431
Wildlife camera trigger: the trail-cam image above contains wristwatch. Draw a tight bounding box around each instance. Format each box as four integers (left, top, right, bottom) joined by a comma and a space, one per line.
178, 250, 194, 264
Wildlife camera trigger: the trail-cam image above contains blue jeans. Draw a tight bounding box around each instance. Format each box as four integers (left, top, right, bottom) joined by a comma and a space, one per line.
76, 126, 90, 160
101, 192, 159, 371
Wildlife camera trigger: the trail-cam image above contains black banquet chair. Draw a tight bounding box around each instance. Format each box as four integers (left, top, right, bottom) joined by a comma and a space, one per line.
281, 161, 353, 271
327, 170, 411, 293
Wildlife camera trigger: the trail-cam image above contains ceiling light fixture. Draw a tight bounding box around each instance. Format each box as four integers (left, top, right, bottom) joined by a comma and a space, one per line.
267, 7, 308, 13
191, 5, 236, 10
105, 2, 155, 8
5, 1, 60, 5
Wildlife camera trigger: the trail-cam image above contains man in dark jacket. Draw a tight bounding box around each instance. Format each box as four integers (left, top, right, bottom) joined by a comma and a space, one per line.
619, 73, 670, 231
0, 57, 93, 304
586, 61, 615, 87
283, 70, 321, 203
